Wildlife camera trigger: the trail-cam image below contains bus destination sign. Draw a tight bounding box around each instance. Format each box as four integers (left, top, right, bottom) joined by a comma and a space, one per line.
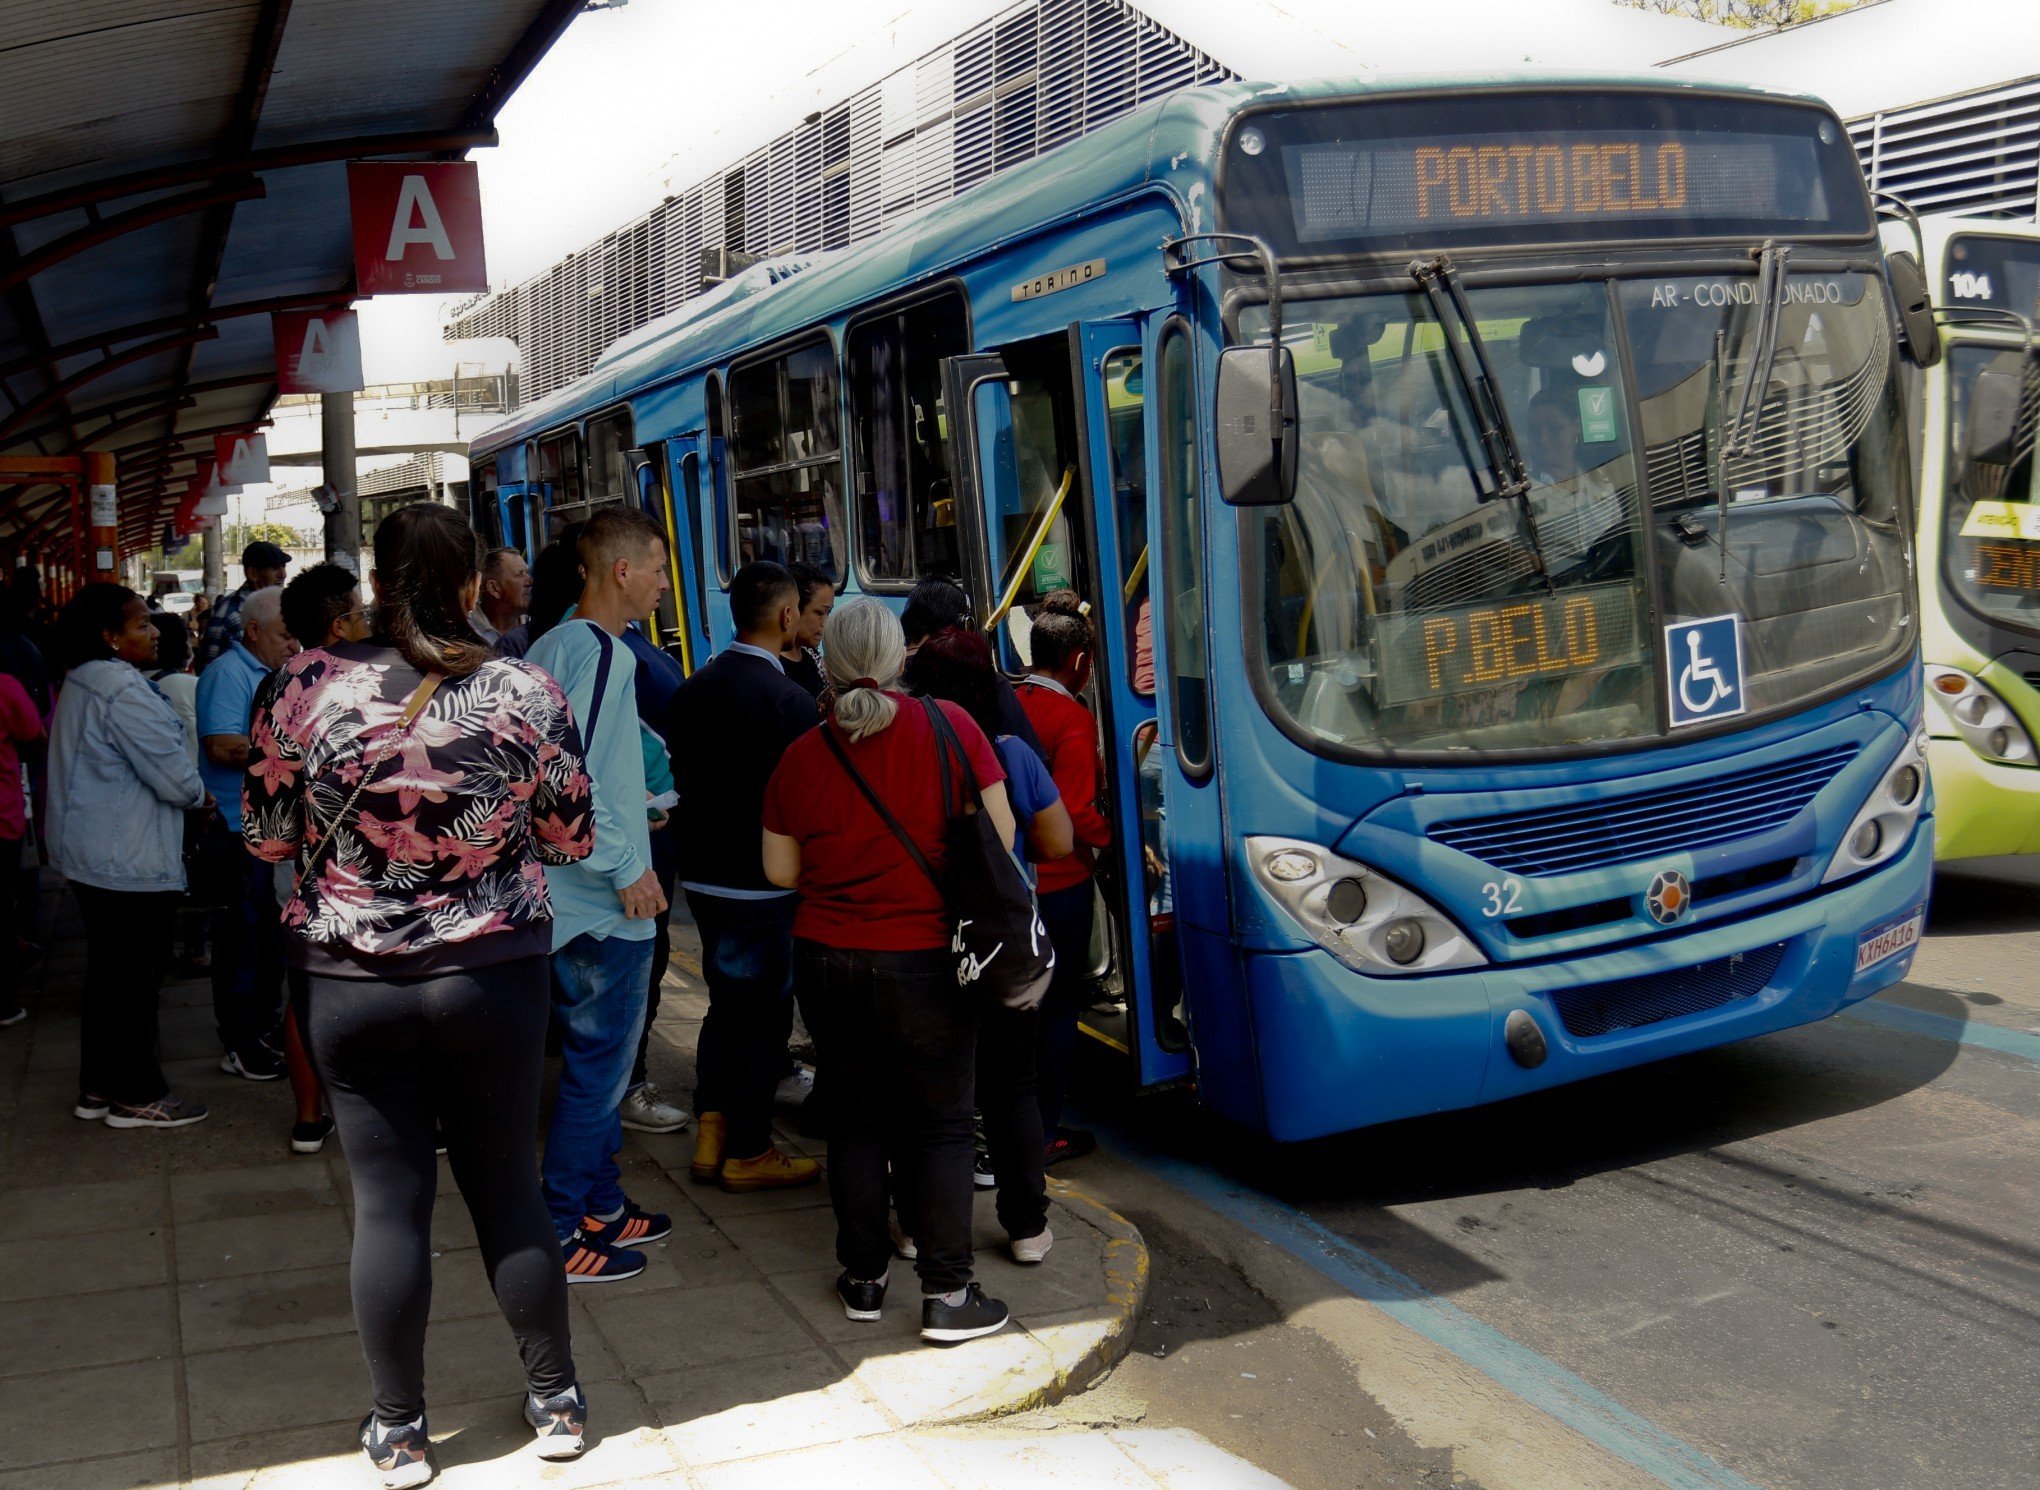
1375, 582, 1644, 706
1221, 94, 1872, 256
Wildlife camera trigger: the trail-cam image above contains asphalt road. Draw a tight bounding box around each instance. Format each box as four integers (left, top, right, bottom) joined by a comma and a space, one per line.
1048, 855, 2040, 1490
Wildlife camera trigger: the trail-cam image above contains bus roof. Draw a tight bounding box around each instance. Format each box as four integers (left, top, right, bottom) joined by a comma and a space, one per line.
470, 70, 1835, 460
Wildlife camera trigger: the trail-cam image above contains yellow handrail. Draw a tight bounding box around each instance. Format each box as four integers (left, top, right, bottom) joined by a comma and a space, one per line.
985, 465, 1076, 631
1122, 545, 1149, 602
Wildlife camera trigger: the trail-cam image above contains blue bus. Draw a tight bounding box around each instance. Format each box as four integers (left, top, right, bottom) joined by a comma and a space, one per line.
470, 76, 1936, 1141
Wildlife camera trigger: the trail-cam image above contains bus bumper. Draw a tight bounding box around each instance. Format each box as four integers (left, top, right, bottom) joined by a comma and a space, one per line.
1239, 820, 1933, 1143
1926, 737, 2040, 860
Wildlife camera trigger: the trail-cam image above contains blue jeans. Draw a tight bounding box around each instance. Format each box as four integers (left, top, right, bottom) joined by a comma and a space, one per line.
686, 891, 797, 1158
542, 932, 653, 1240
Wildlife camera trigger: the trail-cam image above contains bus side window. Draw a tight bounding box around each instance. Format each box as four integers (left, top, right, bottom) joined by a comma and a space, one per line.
1157, 323, 1209, 775
538, 432, 583, 538
1102, 349, 1151, 697
848, 294, 969, 586
586, 413, 635, 506
473, 461, 501, 544
728, 337, 844, 581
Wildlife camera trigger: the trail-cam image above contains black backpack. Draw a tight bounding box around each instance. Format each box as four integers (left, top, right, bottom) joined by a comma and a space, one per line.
823, 697, 1054, 1011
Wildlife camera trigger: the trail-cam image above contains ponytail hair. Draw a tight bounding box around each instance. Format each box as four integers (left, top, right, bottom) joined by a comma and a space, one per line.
372, 503, 490, 678
822, 596, 905, 742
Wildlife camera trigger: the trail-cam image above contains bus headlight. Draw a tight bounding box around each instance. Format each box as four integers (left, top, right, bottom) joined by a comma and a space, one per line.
1246, 836, 1485, 977
1821, 744, 1929, 884
1925, 665, 2036, 766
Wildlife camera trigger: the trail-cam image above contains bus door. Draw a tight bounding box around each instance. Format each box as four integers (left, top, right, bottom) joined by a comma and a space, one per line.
1074, 319, 1192, 1088
631, 443, 696, 673
659, 434, 714, 670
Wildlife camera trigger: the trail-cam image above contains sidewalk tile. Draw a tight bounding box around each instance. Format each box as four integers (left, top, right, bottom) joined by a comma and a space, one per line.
0, 1226, 167, 1303
0, 1447, 176, 1489
180, 1265, 355, 1353
580, 1279, 811, 1374
0, 1283, 175, 1377
1108, 1427, 1297, 1488
710, 1202, 839, 1275
185, 1328, 369, 1441
668, 1165, 834, 1224
0, 1176, 165, 1240
423, 1311, 623, 1402
836, 1327, 1059, 1425
172, 1162, 339, 1224
177, 1206, 352, 1280
643, 1347, 892, 1466
772, 1266, 927, 1347
904, 1428, 1157, 1489
644, 1213, 768, 1291
692, 1435, 948, 1490
0, 1359, 178, 1467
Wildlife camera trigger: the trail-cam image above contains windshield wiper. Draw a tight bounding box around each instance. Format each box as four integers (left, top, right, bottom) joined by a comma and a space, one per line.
1409, 255, 1552, 590
1715, 241, 1792, 580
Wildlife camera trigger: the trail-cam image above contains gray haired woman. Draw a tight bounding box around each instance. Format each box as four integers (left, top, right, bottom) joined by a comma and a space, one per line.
760, 598, 1018, 1344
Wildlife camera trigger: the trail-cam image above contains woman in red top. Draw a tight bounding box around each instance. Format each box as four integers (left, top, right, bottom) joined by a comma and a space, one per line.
762, 597, 1017, 1345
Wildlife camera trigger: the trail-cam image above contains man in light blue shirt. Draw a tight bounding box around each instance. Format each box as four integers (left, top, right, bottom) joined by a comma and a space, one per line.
526, 509, 674, 1283
194, 585, 298, 1080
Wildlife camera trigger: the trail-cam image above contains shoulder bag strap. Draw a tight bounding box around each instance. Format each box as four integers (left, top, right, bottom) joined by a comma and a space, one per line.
921, 696, 983, 816
820, 717, 943, 893
287, 672, 442, 907
578, 620, 617, 751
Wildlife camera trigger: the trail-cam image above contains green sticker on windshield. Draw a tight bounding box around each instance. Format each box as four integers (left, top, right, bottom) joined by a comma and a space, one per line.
1578, 386, 1618, 443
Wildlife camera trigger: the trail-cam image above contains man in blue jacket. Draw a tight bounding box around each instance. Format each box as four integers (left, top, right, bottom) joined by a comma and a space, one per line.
527, 509, 673, 1284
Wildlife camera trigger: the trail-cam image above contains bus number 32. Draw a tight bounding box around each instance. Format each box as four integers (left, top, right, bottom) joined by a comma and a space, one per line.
1481, 879, 1524, 917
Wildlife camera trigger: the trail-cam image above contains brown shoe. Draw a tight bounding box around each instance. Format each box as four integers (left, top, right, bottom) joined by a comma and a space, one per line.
690, 1111, 726, 1184
719, 1145, 821, 1193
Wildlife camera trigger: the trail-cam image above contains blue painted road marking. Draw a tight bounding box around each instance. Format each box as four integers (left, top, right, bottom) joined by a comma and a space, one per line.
1119, 1139, 1765, 1490
1841, 997, 2040, 1066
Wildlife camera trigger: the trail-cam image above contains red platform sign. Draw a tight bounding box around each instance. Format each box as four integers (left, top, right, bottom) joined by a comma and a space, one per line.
347, 161, 488, 295
215, 432, 270, 486
273, 309, 364, 394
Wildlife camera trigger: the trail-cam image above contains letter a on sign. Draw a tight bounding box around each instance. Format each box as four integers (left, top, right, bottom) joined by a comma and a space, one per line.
215, 433, 270, 485
347, 161, 487, 295
272, 309, 364, 394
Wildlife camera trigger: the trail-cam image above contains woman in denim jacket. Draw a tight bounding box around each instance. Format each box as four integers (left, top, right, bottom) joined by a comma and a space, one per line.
45, 584, 212, 1129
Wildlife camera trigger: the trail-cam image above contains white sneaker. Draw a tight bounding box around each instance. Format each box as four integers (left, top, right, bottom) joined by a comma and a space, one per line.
619, 1081, 690, 1133
890, 1215, 918, 1261
1010, 1226, 1053, 1264
774, 1063, 815, 1108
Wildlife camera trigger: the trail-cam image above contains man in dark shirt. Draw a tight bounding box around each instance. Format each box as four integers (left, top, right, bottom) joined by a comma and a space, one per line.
665, 562, 822, 1194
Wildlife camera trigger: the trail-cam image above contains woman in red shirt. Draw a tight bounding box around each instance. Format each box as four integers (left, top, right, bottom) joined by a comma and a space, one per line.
762, 597, 1017, 1345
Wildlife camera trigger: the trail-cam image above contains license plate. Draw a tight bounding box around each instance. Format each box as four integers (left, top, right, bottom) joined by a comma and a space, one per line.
1856, 908, 1924, 972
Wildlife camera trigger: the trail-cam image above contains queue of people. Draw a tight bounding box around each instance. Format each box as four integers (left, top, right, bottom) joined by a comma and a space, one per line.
10, 511, 1111, 1485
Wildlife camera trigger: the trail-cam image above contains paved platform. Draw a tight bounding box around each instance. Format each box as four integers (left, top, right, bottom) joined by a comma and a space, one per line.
0, 887, 1207, 1489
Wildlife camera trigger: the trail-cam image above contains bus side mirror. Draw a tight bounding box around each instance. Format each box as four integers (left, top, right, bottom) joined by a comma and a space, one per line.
1885, 251, 1942, 369
1215, 345, 1299, 506
1963, 368, 2022, 467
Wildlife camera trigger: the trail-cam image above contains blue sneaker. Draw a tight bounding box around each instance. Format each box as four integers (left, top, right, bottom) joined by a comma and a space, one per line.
560, 1230, 645, 1284
358, 1412, 432, 1488
523, 1382, 587, 1460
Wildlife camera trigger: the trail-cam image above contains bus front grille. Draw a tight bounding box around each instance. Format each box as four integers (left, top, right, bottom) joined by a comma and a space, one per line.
1549, 942, 1788, 1039
1426, 746, 1857, 876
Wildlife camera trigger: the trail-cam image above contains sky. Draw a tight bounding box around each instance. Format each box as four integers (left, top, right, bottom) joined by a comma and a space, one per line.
356, 0, 999, 382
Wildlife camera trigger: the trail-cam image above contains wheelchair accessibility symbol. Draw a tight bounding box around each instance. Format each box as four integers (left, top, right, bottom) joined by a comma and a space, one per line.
1666, 614, 1747, 728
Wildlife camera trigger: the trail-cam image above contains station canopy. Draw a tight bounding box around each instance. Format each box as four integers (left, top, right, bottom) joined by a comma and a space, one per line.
0, 0, 583, 564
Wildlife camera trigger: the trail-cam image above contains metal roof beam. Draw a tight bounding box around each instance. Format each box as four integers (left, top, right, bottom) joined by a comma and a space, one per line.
0, 289, 349, 385
0, 329, 219, 443
10, 375, 268, 450
0, 127, 499, 231
0, 181, 265, 297
460, 0, 589, 135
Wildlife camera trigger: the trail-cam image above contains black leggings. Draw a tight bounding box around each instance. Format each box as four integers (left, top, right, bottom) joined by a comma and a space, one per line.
296, 957, 573, 1425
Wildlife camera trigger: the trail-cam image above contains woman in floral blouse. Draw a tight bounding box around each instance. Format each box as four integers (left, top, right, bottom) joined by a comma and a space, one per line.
243, 503, 598, 1483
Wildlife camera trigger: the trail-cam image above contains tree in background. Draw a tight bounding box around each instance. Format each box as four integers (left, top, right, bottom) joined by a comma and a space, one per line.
155, 521, 311, 573
1624, 0, 1877, 26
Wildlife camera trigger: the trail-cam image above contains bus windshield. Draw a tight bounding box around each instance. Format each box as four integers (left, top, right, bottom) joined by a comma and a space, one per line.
1943, 343, 2040, 636
1247, 269, 1912, 754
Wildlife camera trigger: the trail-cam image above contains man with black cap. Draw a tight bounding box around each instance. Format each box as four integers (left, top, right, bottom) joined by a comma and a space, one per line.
196, 541, 291, 674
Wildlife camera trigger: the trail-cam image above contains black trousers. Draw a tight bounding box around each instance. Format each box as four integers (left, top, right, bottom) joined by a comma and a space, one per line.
690, 891, 797, 1158
977, 1004, 1048, 1241
74, 884, 180, 1105
0, 835, 20, 1011
296, 957, 574, 1426
799, 939, 977, 1294
208, 822, 285, 1056
1035, 882, 1095, 1140
630, 844, 677, 1090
